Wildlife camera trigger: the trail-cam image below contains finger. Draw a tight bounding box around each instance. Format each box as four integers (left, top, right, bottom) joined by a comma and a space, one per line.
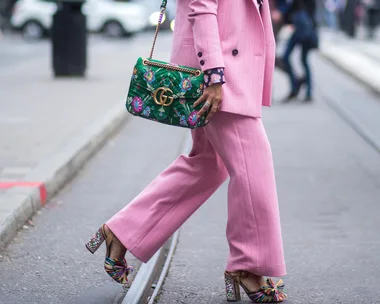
205, 103, 219, 122
197, 100, 211, 117
193, 93, 207, 108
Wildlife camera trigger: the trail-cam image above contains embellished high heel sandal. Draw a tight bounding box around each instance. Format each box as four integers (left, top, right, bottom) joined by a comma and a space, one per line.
224, 271, 287, 303
85, 225, 133, 288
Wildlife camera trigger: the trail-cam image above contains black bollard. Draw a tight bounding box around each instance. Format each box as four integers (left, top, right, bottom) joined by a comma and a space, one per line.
51, 0, 87, 77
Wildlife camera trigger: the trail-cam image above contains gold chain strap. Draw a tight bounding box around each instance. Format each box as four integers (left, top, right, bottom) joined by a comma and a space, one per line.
148, 8, 165, 59
143, 59, 201, 76
146, 2, 202, 77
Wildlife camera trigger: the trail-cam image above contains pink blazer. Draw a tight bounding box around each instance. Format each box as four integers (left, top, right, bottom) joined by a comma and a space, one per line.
170, 0, 276, 118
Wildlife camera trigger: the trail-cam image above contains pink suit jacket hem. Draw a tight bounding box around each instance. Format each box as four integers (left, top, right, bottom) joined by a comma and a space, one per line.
170, 0, 276, 118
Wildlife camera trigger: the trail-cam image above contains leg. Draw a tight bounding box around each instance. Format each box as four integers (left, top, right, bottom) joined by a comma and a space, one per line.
301, 44, 312, 99
282, 33, 299, 96
273, 20, 287, 73
273, 19, 284, 44
204, 112, 286, 277
367, 9, 380, 39
106, 128, 228, 262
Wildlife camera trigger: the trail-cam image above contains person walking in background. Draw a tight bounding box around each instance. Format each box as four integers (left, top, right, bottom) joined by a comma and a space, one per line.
363, 0, 380, 38
271, 0, 291, 72
85, 0, 288, 302
271, 0, 290, 42
324, 0, 339, 29
282, 0, 319, 102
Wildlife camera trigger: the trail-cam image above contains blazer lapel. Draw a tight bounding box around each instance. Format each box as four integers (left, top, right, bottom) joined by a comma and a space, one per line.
250, 0, 265, 35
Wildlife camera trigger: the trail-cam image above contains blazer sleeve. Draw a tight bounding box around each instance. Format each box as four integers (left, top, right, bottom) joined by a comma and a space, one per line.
187, 0, 225, 71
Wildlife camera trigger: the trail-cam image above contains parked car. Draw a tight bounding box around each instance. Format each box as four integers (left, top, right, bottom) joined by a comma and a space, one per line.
10, 0, 148, 39
137, 0, 176, 31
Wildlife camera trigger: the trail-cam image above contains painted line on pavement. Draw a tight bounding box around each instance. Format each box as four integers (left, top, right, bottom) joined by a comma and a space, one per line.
148, 230, 180, 304
320, 91, 380, 156
122, 134, 192, 304
0, 182, 47, 205
146, 137, 193, 304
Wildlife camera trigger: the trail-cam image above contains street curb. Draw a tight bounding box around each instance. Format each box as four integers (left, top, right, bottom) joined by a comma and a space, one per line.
0, 104, 128, 251
121, 135, 191, 304
122, 241, 169, 304
320, 44, 380, 95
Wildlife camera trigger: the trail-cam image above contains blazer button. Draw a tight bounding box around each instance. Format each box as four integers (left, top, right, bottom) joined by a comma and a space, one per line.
198, 52, 203, 57
232, 49, 239, 56
200, 60, 205, 66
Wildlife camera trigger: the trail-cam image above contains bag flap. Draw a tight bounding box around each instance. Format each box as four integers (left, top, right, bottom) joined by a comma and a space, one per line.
131, 57, 204, 100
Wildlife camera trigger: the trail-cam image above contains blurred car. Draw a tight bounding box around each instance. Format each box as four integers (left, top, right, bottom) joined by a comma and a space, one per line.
137, 0, 176, 31
84, 0, 148, 37
10, 0, 148, 39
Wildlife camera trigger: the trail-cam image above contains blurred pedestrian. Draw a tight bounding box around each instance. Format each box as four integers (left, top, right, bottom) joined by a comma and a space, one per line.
271, 0, 290, 41
363, 0, 380, 38
282, 0, 319, 102
325, 0, 339, 29
85, 0, 288, 302
340, 0, 359, 36
271, 0, 291, 72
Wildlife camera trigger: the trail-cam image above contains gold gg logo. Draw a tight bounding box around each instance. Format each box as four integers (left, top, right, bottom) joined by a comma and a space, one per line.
153, 87, 174, 107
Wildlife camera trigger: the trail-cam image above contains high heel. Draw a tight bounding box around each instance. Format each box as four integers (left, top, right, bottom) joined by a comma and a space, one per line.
85, 227, 105, 254
85, 225, 132, 287
224, 271, 287, 303
225, 271, 242, 301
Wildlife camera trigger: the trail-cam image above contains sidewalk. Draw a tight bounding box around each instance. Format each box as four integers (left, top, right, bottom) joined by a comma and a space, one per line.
319, 28, 380, 93
0, 32, 172, 249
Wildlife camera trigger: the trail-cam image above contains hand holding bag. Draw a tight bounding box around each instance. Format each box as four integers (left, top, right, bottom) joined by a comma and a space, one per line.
126, 0, 208, 129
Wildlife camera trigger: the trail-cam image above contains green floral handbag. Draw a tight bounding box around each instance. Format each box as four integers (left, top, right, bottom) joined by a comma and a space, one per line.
126, 0, 207, 129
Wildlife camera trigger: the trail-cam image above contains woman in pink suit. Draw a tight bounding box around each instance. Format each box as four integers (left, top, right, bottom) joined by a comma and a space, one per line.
86, 0, 287, 302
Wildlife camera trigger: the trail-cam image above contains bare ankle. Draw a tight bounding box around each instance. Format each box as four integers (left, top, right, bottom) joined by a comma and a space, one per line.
103, 225, 127, 259
240, 272, 265, 291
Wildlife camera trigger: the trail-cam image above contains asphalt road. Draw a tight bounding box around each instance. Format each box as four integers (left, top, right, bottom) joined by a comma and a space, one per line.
158, 54, 380, 304
0, 117, 186, 304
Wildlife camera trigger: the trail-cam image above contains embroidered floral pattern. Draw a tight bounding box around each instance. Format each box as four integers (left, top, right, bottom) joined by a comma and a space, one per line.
162, 77, 173, 87
132, 67, 138, 80
188, 111, 198, 126
179, 77, 192, 92
143, 69, 155, 84
204, 68, 225, 88
142, 106, 151, 117
158, 107, 167, 120
132, 96, 143, 113
179, 115, 188, 126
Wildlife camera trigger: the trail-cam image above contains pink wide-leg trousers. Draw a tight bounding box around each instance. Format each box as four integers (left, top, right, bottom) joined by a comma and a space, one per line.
107, 112, 286, 277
